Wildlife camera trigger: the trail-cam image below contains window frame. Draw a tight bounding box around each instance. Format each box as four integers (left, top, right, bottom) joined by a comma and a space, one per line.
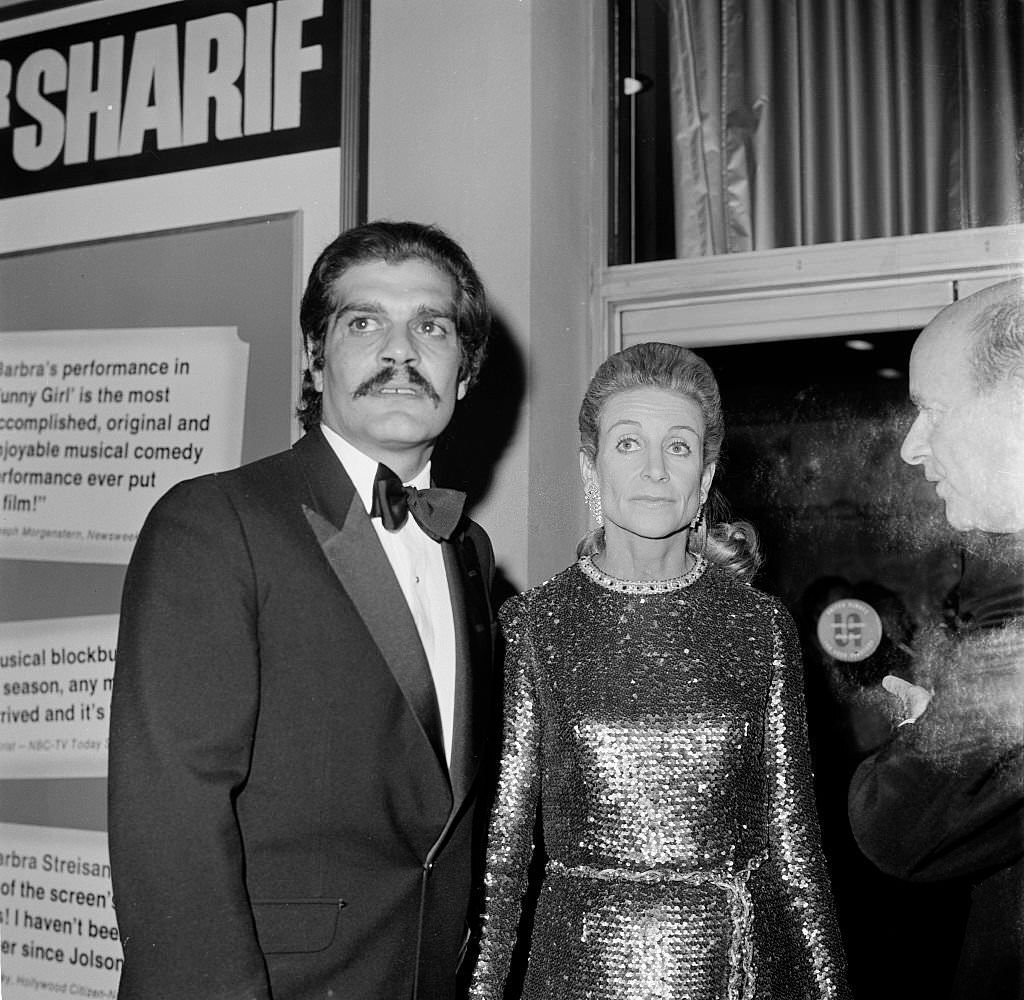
591, 226, 1024, 374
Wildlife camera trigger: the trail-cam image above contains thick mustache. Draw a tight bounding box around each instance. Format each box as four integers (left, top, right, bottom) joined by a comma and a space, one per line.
353, 366, 441, 404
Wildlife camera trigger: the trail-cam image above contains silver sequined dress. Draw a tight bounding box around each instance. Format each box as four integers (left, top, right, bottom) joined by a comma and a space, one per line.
469, 557, 849, 1000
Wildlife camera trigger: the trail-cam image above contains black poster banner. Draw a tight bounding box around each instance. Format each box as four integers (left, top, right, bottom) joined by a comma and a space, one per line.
0, 0, 342, 198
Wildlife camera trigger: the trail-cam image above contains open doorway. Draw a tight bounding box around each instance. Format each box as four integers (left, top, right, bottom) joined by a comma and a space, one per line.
703, 329, 970, 998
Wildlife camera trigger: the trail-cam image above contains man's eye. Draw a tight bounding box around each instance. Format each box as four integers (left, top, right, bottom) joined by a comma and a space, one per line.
346, 316, 381, 334
417, 319, 450, 337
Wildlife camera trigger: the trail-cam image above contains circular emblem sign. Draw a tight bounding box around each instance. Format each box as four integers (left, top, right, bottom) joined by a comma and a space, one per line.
816, 598, 883, 662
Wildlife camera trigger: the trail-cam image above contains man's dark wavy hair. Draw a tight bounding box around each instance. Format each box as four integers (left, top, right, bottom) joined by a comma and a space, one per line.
296, 220, 491, 430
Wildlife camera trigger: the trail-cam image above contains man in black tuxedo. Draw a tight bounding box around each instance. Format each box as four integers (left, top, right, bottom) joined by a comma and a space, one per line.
848, 277, 1024, 999
108, 221, 498, 999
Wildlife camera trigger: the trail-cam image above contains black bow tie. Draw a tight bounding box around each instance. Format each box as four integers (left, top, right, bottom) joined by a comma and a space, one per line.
370, 463, 466, 542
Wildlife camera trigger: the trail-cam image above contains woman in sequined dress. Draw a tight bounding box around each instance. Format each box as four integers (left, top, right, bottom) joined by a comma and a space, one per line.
468, 344, 849, 1000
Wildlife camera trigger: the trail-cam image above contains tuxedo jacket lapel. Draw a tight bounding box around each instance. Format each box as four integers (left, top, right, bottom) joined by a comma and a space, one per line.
444, 528, 493, 812
445, 542, 473, 807
295, 431, 448, 782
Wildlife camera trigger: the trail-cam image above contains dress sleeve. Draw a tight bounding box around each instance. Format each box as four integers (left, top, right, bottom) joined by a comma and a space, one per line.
467, 595, 543, 999
761, 603, 851, 998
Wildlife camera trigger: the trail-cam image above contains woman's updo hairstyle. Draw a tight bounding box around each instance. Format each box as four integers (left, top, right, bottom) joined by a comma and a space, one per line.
577, 342, 762, 582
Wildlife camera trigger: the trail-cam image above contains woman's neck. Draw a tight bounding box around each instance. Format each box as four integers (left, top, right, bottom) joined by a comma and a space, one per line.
594, 529, 692, 581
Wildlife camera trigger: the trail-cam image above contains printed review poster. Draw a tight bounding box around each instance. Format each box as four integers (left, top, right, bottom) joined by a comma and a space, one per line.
0, 823, 121, 999
0, 615, 118, 780
0, 328, 249, 563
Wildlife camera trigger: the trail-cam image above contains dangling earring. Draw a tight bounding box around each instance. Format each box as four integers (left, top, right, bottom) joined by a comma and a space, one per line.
688, 495, 706, 531
585, 483, 604, 527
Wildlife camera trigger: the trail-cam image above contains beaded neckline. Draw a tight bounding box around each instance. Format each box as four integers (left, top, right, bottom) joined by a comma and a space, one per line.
579, 553, 708, 594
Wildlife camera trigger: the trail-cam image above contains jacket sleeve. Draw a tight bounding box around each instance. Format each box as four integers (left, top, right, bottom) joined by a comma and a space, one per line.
848, 624, 1024, 883
108, 477, 270, 1000
849, 734, 1024, 882
467, 595, 542, 999
762, 603, 851, 999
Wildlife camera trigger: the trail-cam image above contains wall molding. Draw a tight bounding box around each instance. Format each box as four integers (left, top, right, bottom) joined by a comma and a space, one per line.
596, 225, 1024, 359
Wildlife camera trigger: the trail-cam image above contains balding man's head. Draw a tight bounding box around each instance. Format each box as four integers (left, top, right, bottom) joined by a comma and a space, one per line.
963, 278, 1024, 393
900, 278, 1024, 533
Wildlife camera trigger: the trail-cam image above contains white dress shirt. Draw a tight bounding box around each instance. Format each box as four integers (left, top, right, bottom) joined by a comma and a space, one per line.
320, 424, 457, 766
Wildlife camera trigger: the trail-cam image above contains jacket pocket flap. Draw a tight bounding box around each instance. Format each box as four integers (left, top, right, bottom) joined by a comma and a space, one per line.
251, 898, 344, 955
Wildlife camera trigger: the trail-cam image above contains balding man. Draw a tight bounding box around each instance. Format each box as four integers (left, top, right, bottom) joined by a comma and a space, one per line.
848, 278, 1024, 999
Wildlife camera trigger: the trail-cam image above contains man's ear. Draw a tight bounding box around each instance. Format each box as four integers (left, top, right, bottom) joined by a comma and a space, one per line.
1008, 365, 1024, 420
304, 341, 323, 393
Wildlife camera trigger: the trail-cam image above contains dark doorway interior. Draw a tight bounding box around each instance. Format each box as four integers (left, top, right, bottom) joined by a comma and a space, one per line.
701, 331, 969, 999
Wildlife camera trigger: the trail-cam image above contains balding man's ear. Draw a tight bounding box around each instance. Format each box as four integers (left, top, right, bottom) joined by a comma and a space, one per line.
1008, 366, 1024, 417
